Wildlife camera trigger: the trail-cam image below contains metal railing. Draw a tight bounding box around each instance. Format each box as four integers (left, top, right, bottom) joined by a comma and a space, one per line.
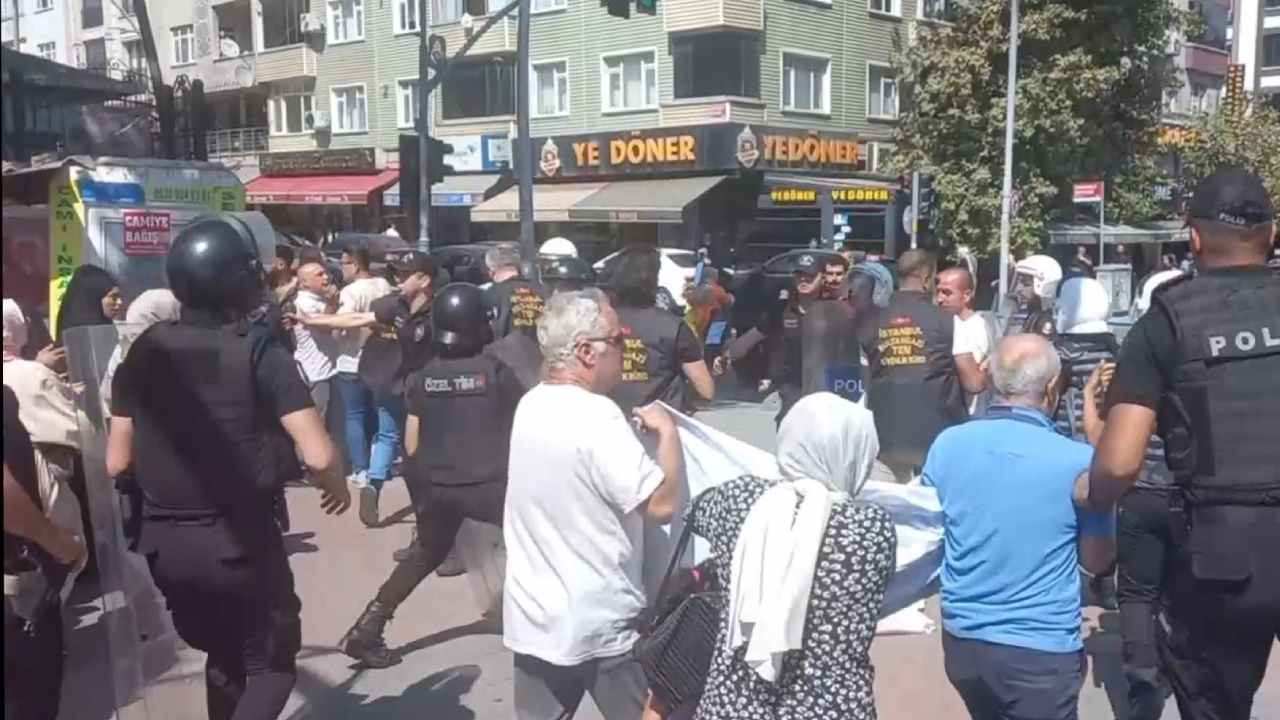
204, 126, 269, 156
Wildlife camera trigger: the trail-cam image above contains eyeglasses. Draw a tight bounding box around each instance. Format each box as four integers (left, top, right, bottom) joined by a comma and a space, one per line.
583, 333, 625, 349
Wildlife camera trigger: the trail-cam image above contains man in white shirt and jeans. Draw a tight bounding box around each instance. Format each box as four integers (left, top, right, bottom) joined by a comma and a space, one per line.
936, 267, 993, 415
292, 262, 341, 418
504, 289, 683, 720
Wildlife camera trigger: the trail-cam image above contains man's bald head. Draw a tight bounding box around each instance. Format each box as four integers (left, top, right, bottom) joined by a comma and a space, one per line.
990, 333, 1062, 412
296, 262, 330, 293
935, 267, 975, 316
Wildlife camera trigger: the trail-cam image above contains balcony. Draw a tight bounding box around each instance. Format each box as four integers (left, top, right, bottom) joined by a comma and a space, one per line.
255, 44, 317, 84
1184, 42, 1228, 77
205, 126, 269, 157
660, 97, 765, 127
664, 0, 762, 34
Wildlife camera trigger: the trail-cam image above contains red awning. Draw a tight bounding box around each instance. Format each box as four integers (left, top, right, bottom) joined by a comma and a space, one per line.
245, 169, 399, 205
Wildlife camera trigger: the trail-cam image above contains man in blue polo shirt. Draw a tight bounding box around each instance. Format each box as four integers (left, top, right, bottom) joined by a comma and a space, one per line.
923, 334, 1115, 720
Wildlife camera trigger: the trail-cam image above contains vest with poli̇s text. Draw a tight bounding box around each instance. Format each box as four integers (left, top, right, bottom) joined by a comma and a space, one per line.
865, 290, 968, 467
610, 305, 685, 415
1152, 270, 1280, 506
489, 278, 547, 341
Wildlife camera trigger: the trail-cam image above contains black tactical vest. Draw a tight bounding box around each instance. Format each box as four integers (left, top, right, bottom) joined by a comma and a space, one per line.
611, 305, 685, 414
129, 321, 278, 515
865, 290, 968, 467
412, 353, 516, 486
489, 278, 547, 340
1152, 270, 1280, 506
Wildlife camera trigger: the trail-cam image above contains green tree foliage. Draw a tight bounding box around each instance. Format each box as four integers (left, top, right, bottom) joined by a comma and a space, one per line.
1179, 102, 1280, 211
890, 0, 1187, 257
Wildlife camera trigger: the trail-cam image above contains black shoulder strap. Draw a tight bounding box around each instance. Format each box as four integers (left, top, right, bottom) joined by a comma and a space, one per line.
647, 496, 704, 617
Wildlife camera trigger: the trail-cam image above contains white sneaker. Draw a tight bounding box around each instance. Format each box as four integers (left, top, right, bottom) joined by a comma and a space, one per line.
348, 470, 370, 489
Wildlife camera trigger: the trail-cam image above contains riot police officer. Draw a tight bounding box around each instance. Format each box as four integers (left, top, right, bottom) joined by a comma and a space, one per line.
105, 213, 350, 720
484, 242, 547, 340
541, 255, 597, 295
606, 244, 713, 415
1006, 254, 1062, 338
340, 283, 527, 668
1089, 167, 1279, 720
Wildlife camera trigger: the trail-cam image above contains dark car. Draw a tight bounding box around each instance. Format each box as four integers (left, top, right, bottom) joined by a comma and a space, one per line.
726, 249, 847, 331
428, 243, 497, 286
323, 232, 415, 267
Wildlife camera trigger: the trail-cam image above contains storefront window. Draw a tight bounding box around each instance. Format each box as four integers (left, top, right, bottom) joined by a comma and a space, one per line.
673, 33, 760, 100
442, 56, 516, 119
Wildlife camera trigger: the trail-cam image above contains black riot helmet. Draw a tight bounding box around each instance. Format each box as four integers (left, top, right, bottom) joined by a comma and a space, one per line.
167, 213, 266, 317
541, 256, 596, 294
432, 282, 494, 355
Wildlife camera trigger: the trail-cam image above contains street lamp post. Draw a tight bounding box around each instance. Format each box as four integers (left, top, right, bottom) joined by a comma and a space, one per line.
997, 0, 1020, 311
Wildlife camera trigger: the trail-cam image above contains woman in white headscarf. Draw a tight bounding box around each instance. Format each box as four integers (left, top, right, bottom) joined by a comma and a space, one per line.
675, 392, 896, 720
100, 289, 182, 413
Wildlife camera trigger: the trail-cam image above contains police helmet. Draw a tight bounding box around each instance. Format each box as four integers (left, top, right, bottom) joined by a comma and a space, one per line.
167, 213, 266, 316
1013, 254, 1063, 307
541, 256, 596, 284
539, 236, 578, 258
432, 283, 494, 351
1132, 268, 1184, 317
1054, 276, 1111, 334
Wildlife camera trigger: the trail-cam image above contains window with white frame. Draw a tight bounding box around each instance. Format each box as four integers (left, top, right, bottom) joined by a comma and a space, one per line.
270, 93, 314, 135
532, 60, 569, 116
602, 51, 657, 112
331, 85, 367, 132
867, 63, 898, 119
871, 142, 895, 173
869, 0, 898, 16
36, 0, 54, 11
124, 39, 147, 77
328, 0, 364, 43
397, 79, 420, 128
782, 52, 829, 113
433, 0, 495, 24
531, 0, 567, 11
395, 0, 418, 32
37, 42, 56, 60
171, 25, 194, 65
918, 0, 949, 21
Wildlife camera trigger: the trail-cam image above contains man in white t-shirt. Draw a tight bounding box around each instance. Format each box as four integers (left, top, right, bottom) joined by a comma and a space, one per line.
504, 289, 684, 720
937, 267, 992, 415
292, 262, 340, 417
332, 246, 396, 525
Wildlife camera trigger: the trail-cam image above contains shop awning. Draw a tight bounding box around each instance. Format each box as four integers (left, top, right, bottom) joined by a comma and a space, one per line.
1047, 221, 1190, 245
568, 175, 726, 223
245, 169, 399, 205
384, 173, 503, 208
471, 181, 607, 223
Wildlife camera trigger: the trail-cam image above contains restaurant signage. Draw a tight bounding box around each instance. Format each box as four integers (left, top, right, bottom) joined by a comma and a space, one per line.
768, 186, 893, 206
259, 148, 379, 176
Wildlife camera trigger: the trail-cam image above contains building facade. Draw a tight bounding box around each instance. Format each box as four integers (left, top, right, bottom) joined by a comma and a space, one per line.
1232, 0, 1280, 108
2, 0, 76, 65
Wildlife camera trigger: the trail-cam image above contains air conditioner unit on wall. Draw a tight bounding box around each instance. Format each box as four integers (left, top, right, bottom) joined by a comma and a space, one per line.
300, 12, 325, 34
309, 110, 330, 130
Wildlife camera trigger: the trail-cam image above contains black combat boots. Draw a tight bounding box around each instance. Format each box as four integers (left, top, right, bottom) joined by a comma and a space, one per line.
340, 600, 399, 668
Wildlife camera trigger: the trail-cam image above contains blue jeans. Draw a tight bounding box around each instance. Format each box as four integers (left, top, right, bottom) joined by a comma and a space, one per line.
334, 373, 374, 477
368, 390, 405, 489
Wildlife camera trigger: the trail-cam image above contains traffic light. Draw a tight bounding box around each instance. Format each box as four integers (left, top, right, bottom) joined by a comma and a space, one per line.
635, 0, 656, 15
918, 174, 937, 222
427, 137, 455, 180
603, 0, 629, 18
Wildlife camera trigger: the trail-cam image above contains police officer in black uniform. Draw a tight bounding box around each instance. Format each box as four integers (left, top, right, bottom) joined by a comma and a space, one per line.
606, 244, 713, 415
106, 213, 350, 720
484, 242, 547, 340
1089, 168, 1279, 720
340, 283, 527, 668
857, 249, 974, 482
541, 255, 597, 296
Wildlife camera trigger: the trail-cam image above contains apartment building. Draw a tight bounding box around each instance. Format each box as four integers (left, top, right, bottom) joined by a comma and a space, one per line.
1232, 0, 1280, 108
1, 0, 76, 65
1164, 0, 1231, 121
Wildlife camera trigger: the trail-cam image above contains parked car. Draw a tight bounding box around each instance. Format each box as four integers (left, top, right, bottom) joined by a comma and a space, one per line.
593, 247, 700, 311
428, 243, 497, 286
726, 249, 847, 331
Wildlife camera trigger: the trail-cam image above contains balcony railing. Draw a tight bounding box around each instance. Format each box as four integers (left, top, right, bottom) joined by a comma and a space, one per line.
205, 126, 269, 156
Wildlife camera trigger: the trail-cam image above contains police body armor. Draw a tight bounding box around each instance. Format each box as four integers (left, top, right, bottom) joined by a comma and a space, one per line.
489, 278, 547, 340
414, 353, 513, 487
1152, 272, 1280, 506
800, 299, 864, 404
611, 305, 686, 414
866, 290, 968, 467
131, 321, 284, 551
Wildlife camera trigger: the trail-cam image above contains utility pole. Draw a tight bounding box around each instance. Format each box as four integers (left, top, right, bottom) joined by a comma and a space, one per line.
417, 0, 432, 251
910, 170, 921, 250
997, 0, 1020, 311
515, 0, 536, 270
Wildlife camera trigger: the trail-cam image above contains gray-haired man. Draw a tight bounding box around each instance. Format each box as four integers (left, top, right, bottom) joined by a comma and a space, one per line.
503, 289, 683, 720
484, 242, 547, 341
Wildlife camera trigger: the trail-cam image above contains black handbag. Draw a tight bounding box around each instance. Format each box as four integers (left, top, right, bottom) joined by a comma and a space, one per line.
632, 516, 724, 711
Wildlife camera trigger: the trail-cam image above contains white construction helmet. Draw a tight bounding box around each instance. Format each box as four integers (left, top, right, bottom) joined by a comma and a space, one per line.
1054, 276, 1111, 334
1133, 268, 1185, 317
539, 236, 577, 258
1013, 254, 1064, 307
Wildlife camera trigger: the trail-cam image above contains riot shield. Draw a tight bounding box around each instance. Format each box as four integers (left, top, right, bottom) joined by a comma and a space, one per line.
800, 300, 866, 405
62, 324, 201, 719
454, 519, 506, 618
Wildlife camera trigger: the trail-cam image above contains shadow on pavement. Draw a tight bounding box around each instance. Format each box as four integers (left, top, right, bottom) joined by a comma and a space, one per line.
284, 531, 319, 555
378, 504, 416, 528
291, 664, 481, 720
393, 617, 502, 664
1084, 610, 1131, 720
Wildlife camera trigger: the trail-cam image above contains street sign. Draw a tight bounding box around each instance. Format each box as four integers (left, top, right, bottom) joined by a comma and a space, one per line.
428, 34, 447, 68
1073, 181, 1105, 204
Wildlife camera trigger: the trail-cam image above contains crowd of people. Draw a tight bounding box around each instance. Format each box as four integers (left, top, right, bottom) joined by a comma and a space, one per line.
2, 167, 1277, 720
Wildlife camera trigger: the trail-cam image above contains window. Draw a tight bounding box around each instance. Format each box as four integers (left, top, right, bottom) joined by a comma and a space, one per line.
83, 0, 103, 27
674, 33, 760, 99
397, 79, 420, 128
871, 143, 894, 173
867, 63, 898, 119
918, 0, 950, 21
270, 93, 315, 135
433, 0, 492, 24
264, 0, 310, 48
1265, 34, 1280, 68
328, 0, 364, 43
395, 0, 418, 32
531, 0, 567, 11
36, 0, 53, 11
532, 60, 569, 116
171, 25, 194, 65
331, 85, 367, 132
781, 52, 829, 113
84, 37, 106, 70
37, 42, 56, 60
602, 51, 657, 112
869, 0, 897, 16
441, 56, 515, 119
124, 40, 147, 77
